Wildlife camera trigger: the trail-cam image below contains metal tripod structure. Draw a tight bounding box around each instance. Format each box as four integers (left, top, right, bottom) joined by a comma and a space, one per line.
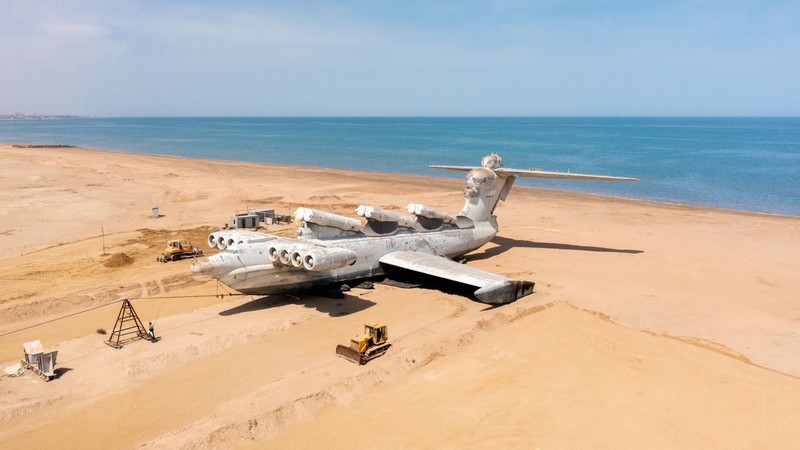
106, 299, 152, 348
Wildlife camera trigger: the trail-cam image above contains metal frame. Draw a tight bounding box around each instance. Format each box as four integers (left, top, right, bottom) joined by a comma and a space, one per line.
106, 299, 151, 348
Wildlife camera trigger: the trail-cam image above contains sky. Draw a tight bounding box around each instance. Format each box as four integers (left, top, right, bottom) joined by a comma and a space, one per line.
1, 1, 798, 116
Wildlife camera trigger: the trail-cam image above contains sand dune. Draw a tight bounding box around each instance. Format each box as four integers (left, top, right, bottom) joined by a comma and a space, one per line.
1, 144, 799, 448
266, 303, 800, 449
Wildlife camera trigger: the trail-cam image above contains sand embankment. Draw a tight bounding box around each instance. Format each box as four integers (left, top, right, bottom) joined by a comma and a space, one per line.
1, 143, 799, 448
267, 302, 800, 449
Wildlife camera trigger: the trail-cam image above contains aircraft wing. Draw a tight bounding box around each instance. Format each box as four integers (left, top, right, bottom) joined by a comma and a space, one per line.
379, 251, 534, 304
496, 168, 638, 181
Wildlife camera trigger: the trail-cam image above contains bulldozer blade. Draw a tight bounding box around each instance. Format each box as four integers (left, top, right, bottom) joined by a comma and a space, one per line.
336, 344, 363, 365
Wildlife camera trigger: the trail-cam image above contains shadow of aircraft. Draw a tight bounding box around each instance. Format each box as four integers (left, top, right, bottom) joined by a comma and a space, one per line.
378, 270, 507, 305
466, 235, 643, 262
219, 291, 376, 318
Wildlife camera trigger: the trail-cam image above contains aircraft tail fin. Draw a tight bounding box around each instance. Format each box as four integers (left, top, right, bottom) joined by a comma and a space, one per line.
431, 154, 637, 223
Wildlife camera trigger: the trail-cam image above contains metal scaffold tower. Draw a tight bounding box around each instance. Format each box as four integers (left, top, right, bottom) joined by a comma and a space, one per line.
106, 299, 151, 348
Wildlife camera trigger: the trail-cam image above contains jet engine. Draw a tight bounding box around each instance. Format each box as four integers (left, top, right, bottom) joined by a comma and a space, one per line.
406, 203, 457, 224
294, 208, 362, 232
278, 247, 294, 266
302, 247, 357, 271
289, 248, 305, 267
208, 231, 276, 250
282, 244, 317, 267
267, 240, 300, 265
356, 205, 415, 228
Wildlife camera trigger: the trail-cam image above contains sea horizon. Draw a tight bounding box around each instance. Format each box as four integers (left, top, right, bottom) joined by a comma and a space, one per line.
5, 114, 800, 119
2, 116, 799, 216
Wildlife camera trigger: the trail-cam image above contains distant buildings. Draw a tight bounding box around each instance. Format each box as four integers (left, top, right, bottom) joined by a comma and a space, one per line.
0, 113, 86, 120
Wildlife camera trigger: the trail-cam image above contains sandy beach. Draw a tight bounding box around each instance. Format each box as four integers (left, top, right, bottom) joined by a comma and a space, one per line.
1, 143, 799, 448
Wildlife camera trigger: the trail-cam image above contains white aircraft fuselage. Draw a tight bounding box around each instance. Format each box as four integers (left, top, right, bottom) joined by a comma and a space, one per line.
191, 154, 636, 304
195, 219, 497, 295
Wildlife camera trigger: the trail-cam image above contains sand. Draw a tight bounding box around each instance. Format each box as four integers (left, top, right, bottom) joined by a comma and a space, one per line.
1, 143, 799, 448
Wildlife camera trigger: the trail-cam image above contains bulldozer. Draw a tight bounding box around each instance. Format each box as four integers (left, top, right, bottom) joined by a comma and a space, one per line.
158, 239, 203, 262
336, 323, 390, 365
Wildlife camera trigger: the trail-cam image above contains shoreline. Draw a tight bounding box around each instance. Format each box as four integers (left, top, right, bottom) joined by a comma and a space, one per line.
4, 141, 798, 221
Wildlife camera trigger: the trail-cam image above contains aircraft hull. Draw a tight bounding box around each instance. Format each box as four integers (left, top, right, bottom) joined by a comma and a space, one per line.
208, 221, 498, 295
192, 153, 633, 304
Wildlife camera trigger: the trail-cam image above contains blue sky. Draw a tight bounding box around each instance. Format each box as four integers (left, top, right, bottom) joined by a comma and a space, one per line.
1, 1, 798, 116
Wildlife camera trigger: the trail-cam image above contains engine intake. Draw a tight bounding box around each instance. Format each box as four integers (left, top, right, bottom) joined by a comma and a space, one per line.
267, 240, 301, 265
302, 247, 357, 271
208, 231, 277, 250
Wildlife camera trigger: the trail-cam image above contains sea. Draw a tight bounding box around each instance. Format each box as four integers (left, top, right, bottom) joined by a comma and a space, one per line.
1, 117, 798, 216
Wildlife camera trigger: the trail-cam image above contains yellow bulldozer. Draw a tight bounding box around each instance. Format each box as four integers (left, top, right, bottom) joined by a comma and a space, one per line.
158, 239, 203, 262
336, 323, 390, 365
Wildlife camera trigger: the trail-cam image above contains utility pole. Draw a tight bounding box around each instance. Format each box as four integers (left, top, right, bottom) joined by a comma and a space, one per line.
101, 221, 107, 255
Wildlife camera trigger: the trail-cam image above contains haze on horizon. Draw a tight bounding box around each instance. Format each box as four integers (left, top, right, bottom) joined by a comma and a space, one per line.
1, 1, 798, 117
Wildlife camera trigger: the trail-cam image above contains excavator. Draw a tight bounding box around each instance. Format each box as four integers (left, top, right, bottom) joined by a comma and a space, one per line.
158, 239, 203, 262
336, 323, 390, 365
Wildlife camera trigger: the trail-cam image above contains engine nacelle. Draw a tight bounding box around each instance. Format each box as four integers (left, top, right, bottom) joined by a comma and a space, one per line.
406, 203, 457, 224
266, 240, 301, 264
356, 205, 415, 228
302, 247, 357, 272
267, 242, 282, 262
294, 208, 362, 232
278, 246, 296, 266
283, 243, 318, 267
289, 248, 304, 267
208, 232, 233, 249
208, 231, 276, 250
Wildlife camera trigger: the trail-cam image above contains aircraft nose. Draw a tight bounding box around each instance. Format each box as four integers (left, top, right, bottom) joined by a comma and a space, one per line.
191, 259, 214, 275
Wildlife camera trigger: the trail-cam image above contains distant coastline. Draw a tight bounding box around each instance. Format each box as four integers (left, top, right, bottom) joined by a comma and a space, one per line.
0, 113, 90, 121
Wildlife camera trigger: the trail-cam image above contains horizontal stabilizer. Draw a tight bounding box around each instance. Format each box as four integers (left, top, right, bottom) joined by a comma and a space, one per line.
379, 251, 534, 304
429, 165, 477, 172
430, 165, 637, 181
496, 168, 638, 181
